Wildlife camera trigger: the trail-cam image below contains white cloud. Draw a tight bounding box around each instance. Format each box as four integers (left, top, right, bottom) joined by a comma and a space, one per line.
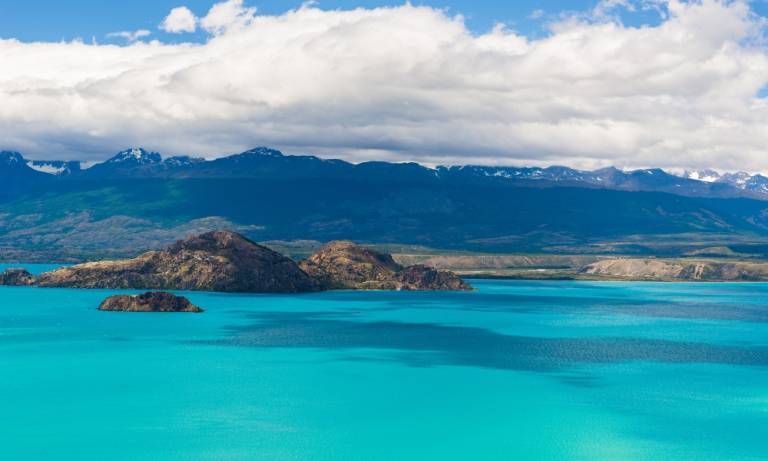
161, 6, 198, 34
200, 0, 257, 35
593, 0, 637, 19
106, 29, 151, 43
0, 1, 767, 172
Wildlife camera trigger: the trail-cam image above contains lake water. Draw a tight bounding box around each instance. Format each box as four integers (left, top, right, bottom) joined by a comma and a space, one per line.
1, 273, 767, 460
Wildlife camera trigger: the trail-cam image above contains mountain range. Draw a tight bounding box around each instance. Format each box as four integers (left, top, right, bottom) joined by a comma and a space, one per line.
3, 146, 768, 259
6, 147, 768, 200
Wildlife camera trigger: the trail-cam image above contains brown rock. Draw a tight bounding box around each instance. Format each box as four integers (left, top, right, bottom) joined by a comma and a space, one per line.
0, 268, 37, 286
98, 292, 203, 313
38, 230, 318, 293
581, 258, 768, 281
299, 240, 402, 289
396, 264, 473, 291
301, 241, 472, 291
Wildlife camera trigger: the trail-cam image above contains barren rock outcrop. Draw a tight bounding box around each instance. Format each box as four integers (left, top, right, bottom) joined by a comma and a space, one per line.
37, 231, 318, 293
301, 241, 471, 291
99, 292, 203, 313
0, 268, 36, 286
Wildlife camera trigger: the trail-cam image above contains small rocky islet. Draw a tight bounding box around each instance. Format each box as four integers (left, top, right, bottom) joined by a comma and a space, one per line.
0, 231, 471, 305
98, 292, 203, 313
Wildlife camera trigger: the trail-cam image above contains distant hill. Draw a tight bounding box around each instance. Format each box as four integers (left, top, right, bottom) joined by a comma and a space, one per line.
2, 147, 768, 259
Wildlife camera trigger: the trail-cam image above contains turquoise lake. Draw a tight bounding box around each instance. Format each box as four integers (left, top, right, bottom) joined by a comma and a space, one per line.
2, 267, 768, 460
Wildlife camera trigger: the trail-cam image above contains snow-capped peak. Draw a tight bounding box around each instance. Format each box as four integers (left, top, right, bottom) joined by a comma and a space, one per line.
720, 171, 752, 187
682, 169, 721, 183
163, 156, 204, 167
675, 169, 768, 191
106, 148, 162, 165
239, 147, 284, 158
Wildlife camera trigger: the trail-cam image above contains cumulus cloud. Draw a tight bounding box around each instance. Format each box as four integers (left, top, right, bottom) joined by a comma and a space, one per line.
1, 0, 767, 171
161, 6, 198, 34
160, 1, 257, 35
106, 29, 151, 42
200, 0, 257, 34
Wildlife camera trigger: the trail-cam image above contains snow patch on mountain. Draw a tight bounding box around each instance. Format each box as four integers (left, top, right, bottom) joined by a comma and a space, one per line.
676, 169, 768, 193
682, 169, 721, 183
27, 162, 67, 175
721, 172, 752, 187
106, 148, 162, 165
239, 147, 284, 158
0, 151, 24, 165
163, 156, 204, 167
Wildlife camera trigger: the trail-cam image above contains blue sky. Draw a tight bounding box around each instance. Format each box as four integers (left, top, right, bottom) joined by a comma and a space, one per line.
0, 0, 693, 42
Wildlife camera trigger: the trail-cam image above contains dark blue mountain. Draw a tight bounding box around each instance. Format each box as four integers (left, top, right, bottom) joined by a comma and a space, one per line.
3, 146, 768, 255
0, 151, 52, 198
436, 164, 754, 199
53, 147, 768, 200
81, 148, 163, 178
173, 147, 354, 179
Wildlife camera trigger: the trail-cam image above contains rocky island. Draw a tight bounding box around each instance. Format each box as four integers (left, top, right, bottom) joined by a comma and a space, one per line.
34, 231, 318, 293
0, 231, 470, 293
0, 268, 36, 286
300, 240, 472, 291
98, 292, 203, 313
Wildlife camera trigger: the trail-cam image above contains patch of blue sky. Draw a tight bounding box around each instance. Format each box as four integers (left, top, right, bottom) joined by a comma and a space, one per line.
0, 0, 717, 44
